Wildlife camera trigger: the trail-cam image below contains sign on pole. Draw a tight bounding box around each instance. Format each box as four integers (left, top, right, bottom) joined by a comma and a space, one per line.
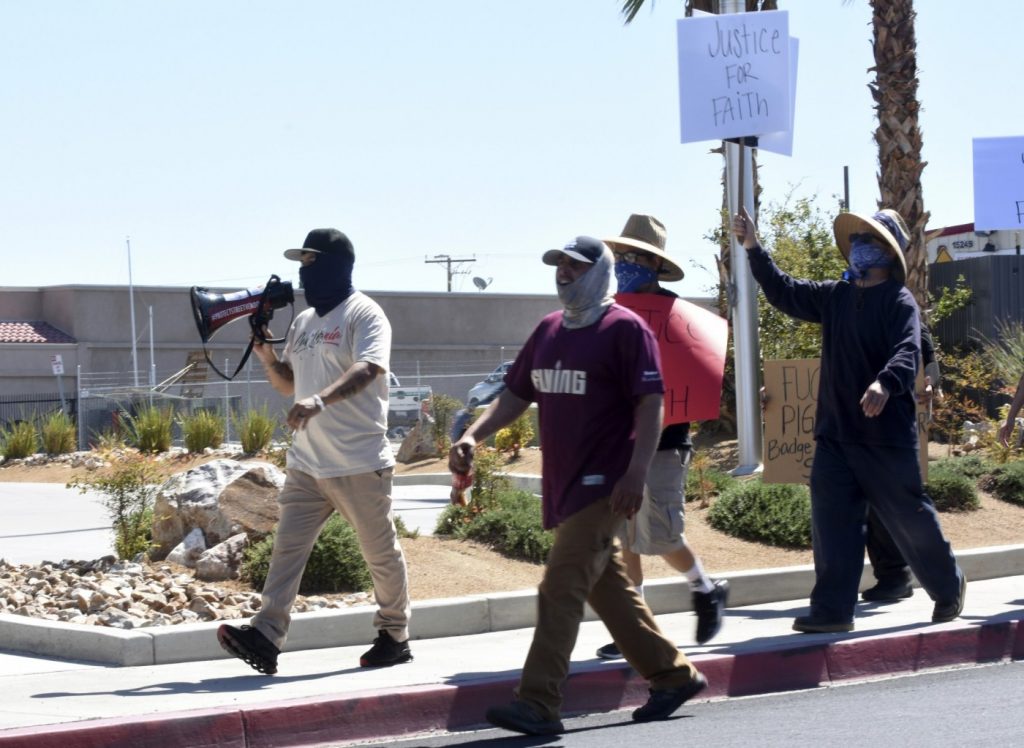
676, 10, 791, 144
972, 135, 1024, 230
50, 354, 64, 376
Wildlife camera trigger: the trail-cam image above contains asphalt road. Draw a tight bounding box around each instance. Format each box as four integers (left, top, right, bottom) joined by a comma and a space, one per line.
368, 661, 1024, 747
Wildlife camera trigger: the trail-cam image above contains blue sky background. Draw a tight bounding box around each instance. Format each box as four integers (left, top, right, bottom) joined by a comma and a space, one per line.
3, 1, 1022, 298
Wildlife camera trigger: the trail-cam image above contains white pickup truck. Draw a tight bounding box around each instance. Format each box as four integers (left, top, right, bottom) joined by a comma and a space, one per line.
387, 372, 432, 435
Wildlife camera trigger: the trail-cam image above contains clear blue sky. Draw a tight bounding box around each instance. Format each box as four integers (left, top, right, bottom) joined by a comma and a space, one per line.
3, 1, 1022, 298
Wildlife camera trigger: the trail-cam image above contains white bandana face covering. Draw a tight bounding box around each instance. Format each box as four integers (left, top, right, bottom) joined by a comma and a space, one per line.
557, 245, 615, 329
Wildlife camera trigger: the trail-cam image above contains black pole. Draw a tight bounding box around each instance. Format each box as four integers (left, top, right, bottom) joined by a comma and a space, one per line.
843, 166, 850, 212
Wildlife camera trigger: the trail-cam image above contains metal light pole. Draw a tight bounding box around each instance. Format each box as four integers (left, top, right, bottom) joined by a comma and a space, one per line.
722, 0, 762, 475
126, 237, 139, 388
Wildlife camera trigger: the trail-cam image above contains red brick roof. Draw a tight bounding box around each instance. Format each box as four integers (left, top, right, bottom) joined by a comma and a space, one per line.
0, 321, 76, 344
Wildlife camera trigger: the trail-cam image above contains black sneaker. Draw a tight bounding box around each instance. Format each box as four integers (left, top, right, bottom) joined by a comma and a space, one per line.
360, 629, 413, 667
596, 642, 622, 659
932, 571, 967, 623
217, 623, 279, 675
693, 579, 729, 644
486, 700, 564, 735
861, 580, 913, 602
632, 672, 708, 722
792, 615, 854, 634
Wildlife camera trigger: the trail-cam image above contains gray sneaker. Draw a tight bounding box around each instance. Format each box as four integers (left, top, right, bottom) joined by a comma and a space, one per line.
596, 642, 622, 659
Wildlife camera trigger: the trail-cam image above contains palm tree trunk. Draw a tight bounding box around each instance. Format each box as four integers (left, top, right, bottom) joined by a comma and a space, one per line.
870, 0, 929, 309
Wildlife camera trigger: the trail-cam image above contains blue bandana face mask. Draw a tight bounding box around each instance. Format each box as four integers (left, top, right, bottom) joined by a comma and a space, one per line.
845, 237, 893, 280
614, 261, 658, 293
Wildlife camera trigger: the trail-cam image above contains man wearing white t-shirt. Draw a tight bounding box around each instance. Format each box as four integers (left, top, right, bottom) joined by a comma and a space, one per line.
217, 228, 411, 675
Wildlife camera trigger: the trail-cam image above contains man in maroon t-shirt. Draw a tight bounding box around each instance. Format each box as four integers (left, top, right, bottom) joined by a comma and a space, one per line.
449, 236, 707, 736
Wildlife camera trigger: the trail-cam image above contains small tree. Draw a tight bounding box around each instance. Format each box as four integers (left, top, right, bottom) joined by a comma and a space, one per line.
68, 458, 160, 559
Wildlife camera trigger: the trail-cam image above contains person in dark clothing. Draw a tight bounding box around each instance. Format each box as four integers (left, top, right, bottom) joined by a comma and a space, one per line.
862, 324, 941, 602
732, 206, 966, 633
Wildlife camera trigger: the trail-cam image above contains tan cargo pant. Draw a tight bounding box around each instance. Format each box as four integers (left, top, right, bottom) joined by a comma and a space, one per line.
251, 467, 410, 649
516, 496, 701, 720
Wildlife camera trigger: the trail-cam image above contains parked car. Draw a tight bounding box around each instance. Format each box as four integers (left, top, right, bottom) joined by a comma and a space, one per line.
466, 361, 513, 409
388, 372, 431, 429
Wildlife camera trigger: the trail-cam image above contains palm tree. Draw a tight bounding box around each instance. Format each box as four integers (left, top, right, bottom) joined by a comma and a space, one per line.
869, 0, 929, 310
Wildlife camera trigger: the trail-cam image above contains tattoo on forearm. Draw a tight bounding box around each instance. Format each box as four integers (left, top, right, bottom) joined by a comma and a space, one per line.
270, 360, 293, 382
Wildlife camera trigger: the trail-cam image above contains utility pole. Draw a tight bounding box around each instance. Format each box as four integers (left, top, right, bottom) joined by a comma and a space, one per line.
425, 254, 475, 292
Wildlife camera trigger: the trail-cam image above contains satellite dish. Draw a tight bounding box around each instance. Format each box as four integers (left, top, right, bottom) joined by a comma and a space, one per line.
472, 276, 492, 291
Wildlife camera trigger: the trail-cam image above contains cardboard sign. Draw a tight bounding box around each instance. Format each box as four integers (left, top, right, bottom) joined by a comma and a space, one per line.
615, 294, 728, 424
762, 359, 819, 484
762, 359, 930, 485
676, 10, 791, 143
972, 135, 1024, 230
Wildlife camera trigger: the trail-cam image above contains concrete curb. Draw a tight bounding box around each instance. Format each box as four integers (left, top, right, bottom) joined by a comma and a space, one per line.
3, 615, 1022, 748
3, 543, 1022, 666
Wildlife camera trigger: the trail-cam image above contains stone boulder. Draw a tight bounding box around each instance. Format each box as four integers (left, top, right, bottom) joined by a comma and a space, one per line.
151, 459, 284, 561
395, 420, 439, 463
196, 532, 250, 582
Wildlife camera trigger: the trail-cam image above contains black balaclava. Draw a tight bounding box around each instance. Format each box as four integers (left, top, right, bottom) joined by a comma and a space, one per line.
290, 229, 355, 316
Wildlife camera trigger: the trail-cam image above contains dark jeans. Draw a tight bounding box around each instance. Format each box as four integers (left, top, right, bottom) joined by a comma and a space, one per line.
808, 437, 961, 623
866, 508, 912, 587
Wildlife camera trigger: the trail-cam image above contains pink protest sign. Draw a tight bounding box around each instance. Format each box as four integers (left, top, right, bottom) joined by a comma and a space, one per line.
616, 293, 728, 424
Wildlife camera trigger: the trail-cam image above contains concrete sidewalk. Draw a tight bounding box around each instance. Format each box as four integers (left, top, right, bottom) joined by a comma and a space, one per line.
1, 565, 1022, 747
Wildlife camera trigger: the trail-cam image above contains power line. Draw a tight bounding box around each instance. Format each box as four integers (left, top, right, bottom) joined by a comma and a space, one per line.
424, 254, 476, 292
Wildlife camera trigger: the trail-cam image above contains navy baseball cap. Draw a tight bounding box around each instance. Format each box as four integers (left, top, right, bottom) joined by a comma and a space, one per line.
284, 228, 355, 261
542, 236, 606, 266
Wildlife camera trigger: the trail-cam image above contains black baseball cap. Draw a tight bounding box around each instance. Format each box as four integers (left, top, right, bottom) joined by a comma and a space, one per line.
542, 236, 606, 266
284, 228, 354, 261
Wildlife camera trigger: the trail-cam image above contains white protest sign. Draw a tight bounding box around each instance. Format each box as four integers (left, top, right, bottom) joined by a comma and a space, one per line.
676, 10, 791, 144
757, 36, 798, 156
972, 136, 1024, 230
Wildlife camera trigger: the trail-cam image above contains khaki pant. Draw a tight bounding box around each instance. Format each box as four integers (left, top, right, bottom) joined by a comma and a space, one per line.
252, 467, 410, 649
516, 497, 700, 720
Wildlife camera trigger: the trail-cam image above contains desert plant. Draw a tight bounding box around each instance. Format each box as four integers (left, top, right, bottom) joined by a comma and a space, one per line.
68, 459, 160, 559
494, 411, 535, 459
180, 409, 224, 453
436, 487, 551, 563
685, 450, 734, 508
40, 410, 77, 455
1, 419, 39, 460
429, 393, 463, 454
708, 480, 812, 549
242, 514, 372, 594
123, 404, 174, 453
233, 406, 278, 455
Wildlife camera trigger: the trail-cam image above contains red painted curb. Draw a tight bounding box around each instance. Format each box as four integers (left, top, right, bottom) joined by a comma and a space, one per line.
2, 619, 1021, 748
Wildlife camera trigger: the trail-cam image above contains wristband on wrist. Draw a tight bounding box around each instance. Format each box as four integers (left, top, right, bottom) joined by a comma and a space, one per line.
311, 394, 325, 411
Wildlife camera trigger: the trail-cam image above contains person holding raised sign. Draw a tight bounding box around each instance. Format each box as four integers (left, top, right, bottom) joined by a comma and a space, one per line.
732, 206, 966, 634
592, 214, 729, 660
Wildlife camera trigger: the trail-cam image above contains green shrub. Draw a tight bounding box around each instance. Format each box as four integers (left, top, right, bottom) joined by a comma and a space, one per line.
124, 405, 174, 453
979, 462, 1024, 507
180, 409, 224, 453
925, 468, 980, 512
436, 488, 551, 563
90, 425, 128, 453
495, 411, 535, 459
932, 455, 992, 479
69, 460, 159, 559
430, 393, 463, 454
40, 411, 77, 455
1, 420, 39, 460
234, 406, 278, 455
708, 480, 812, 549
242, 514, 372, 594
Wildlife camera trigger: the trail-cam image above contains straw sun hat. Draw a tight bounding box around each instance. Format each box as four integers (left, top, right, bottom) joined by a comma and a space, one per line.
833, 209, 910, 283
604, 213, 684, 282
